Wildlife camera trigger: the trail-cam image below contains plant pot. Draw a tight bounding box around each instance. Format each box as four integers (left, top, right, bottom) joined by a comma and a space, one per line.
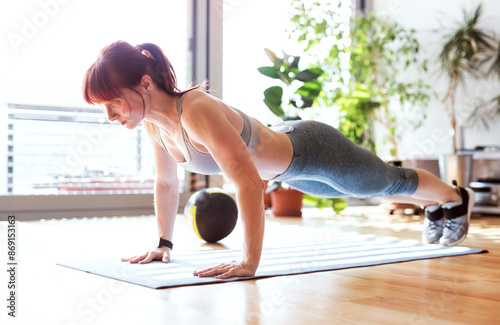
270, 188, 304, 217
438, 153, 473, 187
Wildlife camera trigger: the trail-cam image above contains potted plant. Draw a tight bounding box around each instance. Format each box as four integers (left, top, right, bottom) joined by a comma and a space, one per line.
258, 49, 324, 216
437, 4, 498, 186
258, 48, 324, 120
287, 2, 432, 212
289, 2, 433, 160
265, 181, 304, 217
347, 13, 433, 161
473, 43, 500, 126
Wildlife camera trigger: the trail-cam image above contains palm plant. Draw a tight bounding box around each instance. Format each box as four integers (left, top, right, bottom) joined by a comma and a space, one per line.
475, 40, 500, 126
439, 4, 497, 153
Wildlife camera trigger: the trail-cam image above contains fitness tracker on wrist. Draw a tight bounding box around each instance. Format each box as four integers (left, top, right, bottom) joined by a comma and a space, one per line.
158, 238, 173, 250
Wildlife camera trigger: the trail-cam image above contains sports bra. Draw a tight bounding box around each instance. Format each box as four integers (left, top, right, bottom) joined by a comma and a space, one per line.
156, 93, 260, 175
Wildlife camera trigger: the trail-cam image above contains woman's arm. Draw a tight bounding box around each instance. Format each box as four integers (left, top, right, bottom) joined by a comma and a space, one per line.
152, 134, 180, 248
182, 92, 266, 278
122, 121, 179, 264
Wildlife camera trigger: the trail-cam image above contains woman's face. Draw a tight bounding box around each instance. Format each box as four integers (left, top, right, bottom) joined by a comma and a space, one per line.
103, 88, 146, 129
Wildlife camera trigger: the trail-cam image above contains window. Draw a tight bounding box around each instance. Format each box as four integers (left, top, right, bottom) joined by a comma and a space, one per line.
0, 0, 189, 196
4, 103, 158, 195
222, 0, 353, 125
222, 0, 293, 124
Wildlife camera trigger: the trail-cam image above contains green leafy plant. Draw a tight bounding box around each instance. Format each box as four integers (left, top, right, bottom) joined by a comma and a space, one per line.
303, 194, 347, 214
258, 49, 324, 120
289, 1, 433, 159
336, 84, 380, 154
259, 49, 333, 210
348, 14, 433, 158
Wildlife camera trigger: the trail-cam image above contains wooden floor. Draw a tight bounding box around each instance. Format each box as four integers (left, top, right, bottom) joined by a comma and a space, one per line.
1, 206, 499, 325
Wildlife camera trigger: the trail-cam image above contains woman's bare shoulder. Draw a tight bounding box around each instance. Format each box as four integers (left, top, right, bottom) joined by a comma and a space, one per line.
182, 90, 223, 116
183, 89, 217, 104
142, 120, 157, 138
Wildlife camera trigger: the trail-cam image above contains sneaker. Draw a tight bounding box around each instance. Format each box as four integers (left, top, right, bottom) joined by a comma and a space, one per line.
422, 206, 444, 244
440, 183, 475, 246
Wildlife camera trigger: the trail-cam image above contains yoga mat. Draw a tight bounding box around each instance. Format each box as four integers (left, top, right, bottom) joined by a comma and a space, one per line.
58, 236, 487, 289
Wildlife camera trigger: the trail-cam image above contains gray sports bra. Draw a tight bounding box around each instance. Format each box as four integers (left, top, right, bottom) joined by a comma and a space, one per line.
156, 93, 260, 175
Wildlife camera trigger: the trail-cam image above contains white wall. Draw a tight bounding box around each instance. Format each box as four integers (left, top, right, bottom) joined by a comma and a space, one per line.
372, 0, 500, 159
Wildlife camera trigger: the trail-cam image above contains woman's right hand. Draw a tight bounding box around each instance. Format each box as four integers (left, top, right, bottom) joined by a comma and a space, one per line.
121, 247, 171, 264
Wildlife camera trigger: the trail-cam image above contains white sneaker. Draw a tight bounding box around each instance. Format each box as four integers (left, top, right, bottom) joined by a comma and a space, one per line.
422, 206, 444, 244
440, 186, 475, 246
423, 218, 445, 244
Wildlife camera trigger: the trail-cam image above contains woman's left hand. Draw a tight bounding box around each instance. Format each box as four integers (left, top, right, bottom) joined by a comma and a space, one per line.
193, 260, 256, 279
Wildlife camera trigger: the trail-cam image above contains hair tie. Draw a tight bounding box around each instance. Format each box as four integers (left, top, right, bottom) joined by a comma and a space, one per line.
137, 45, 154, 60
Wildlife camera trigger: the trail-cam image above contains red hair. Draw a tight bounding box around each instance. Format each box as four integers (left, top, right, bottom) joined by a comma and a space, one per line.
82, 41, 200, 105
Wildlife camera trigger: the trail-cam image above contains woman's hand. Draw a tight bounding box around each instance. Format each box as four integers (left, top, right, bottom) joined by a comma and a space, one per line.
121, 247, 171, 264
193, 260, 256, 279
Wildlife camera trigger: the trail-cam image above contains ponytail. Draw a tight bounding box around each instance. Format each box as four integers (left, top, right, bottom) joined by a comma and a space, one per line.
83, 40, 203, 105
136, 42, 183, 95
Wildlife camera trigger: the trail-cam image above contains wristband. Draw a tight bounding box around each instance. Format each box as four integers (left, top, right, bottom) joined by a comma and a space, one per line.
158, 238, 173, 250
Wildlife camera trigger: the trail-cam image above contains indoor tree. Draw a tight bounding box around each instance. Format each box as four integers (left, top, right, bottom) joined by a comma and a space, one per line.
438, 3, 498, 152
257, 49, 328, 215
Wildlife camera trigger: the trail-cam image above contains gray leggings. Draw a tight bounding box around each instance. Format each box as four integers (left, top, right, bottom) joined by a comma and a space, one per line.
270, 120, 419, 198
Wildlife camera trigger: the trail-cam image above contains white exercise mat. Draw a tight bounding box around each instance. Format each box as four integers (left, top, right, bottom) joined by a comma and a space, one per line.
58, 236, 486, 289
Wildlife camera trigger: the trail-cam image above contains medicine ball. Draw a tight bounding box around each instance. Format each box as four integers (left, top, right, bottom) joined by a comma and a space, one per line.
184, 188, 238, 243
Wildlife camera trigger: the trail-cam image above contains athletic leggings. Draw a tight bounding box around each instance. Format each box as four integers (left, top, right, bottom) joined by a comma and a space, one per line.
270, 120, 419, 198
